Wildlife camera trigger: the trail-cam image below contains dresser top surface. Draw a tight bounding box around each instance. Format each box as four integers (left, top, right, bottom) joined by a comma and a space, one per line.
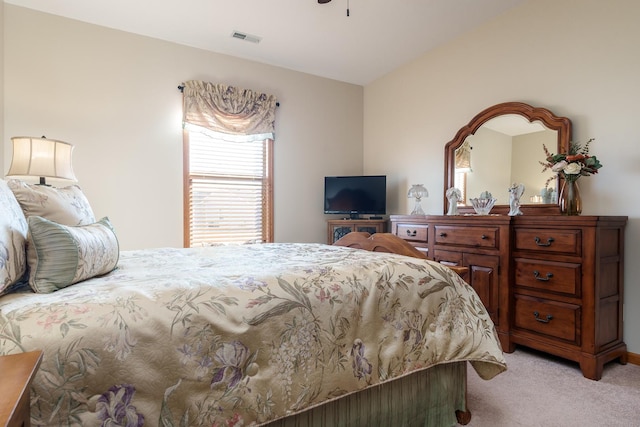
390, 214, 627, 225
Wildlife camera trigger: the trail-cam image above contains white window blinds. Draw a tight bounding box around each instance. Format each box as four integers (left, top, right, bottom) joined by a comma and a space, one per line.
186, 129, 271, 246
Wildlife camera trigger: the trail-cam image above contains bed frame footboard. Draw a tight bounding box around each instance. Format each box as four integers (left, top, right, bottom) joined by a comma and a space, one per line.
333, 232, 468, 277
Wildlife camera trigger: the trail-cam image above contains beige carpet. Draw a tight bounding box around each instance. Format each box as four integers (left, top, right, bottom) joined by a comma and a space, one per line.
462, 347, 640, 427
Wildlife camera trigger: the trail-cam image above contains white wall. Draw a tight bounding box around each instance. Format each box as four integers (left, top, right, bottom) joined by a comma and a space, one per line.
2, 5, 363, 249
364, 0, 640, 353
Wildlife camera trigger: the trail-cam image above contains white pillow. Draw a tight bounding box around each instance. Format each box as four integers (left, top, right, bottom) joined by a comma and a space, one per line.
0, 180, 29, 294
27, 216, 119, 293
8, 179, 95, 226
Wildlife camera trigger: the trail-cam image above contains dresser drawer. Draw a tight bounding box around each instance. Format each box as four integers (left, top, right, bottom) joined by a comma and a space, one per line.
395, 223, 428, 242
514, 258, 581, 297
433, 249, 462, 266
514, 295, 580, 344
434, 225, 498, 249
514, 228, 581, 256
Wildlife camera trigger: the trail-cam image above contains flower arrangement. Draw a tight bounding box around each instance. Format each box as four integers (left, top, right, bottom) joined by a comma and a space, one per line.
540, 138, 603, 184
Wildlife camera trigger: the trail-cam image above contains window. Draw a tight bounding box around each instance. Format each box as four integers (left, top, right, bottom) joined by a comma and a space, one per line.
180, 80, 277, 247
454, 171, 467, 204
454, 139, 471, 203
184, 128, 273, 246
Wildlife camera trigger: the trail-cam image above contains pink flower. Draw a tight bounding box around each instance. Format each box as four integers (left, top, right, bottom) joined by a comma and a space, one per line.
72, 306, 90, 315
227, 412, 244, 426
316, 288, 330, 302
37, 313, 64, 330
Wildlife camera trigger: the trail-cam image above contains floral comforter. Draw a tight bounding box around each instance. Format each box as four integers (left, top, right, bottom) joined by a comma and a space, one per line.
0, 243, 506, 426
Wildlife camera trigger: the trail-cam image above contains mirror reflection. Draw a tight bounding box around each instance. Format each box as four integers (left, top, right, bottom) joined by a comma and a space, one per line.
454, 115, 558, 206
444, 102, 571, 215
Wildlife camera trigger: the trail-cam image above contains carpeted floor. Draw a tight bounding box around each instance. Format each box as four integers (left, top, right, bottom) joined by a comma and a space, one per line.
462, 347, 640, 427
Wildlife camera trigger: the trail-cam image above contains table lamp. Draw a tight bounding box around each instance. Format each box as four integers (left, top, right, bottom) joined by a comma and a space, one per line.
408, 184, 428, 215
6, 136, 77, 185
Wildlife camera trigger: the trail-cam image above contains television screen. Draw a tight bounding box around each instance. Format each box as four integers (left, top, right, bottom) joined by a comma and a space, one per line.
324, 175, 386, 218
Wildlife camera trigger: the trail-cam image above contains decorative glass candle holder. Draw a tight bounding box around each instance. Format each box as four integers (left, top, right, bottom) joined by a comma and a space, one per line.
469, 197, 497, 215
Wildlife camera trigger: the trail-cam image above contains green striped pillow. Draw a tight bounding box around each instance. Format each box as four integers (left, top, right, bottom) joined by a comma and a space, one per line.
27, 216, 119, 293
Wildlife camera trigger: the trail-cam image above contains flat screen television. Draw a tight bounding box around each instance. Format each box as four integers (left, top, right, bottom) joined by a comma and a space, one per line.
324, 175, 386, 219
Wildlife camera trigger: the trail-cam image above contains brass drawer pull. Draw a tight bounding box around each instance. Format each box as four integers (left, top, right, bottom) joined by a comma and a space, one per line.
534, 236, 555, 247
406, 229, 417, 237
533, 311, 553, 323
533, 270, 553, 281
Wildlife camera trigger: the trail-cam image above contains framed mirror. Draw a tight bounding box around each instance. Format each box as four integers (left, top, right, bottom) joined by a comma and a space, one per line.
444, 102, 571, 215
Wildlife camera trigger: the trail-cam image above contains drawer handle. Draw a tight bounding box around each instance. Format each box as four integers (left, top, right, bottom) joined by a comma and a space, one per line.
533, 270, 553, 281
533, 311, 553, 323
406, 229, 417, 237
439, 232, 447, 237
534, 236, 555, 247
481, 234, 487, 240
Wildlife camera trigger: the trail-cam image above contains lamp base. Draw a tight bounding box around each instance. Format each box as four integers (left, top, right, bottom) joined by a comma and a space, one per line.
410, 201, 425, 215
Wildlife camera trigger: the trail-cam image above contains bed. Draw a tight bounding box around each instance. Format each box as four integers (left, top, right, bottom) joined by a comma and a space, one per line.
0, 179, 506, 427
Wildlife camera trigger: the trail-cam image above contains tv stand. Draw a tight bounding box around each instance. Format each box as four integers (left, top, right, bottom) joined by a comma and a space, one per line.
327, 218, 387, 244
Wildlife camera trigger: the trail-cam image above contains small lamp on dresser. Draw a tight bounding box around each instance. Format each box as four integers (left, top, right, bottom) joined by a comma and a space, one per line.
408, 184, 428, 215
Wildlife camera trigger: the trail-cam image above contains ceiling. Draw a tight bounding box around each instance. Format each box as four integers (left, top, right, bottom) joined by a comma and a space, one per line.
482, 115, 547, 136
5, 0, 526, 85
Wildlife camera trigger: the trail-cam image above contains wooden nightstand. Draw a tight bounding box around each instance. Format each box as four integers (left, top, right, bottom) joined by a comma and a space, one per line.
0, 351, 43, 427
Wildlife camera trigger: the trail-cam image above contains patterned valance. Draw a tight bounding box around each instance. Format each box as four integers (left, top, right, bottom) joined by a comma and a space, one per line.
182, 80, 277, 139
455, 139, 472, 171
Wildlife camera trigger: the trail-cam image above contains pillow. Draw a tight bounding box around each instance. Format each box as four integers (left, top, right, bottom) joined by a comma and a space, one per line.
0, 180, 29, 295
27, 216, 119, 293
7, 179, 96, 226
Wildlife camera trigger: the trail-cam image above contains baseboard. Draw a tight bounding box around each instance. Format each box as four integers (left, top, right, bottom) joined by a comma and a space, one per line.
628, 352, 640, 366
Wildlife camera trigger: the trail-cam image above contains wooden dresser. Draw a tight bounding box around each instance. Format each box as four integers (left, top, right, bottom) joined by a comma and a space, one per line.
389, 214, 627, 380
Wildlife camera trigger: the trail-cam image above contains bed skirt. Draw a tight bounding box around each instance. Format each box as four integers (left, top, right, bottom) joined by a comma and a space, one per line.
264, 361, 467, 427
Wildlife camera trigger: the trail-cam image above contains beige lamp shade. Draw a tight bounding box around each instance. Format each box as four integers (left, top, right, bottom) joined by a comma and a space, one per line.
6, 136, 77, 183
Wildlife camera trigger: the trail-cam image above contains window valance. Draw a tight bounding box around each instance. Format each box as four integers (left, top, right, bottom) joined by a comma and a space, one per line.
455, 140, 472, 172
181, 80, 277, 139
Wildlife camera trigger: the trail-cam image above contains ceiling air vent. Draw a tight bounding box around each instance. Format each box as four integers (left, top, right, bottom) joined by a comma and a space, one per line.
231, 31, 262, 44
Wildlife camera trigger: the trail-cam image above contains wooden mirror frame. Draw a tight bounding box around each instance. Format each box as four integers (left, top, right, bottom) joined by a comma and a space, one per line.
444, 102, 571, 215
